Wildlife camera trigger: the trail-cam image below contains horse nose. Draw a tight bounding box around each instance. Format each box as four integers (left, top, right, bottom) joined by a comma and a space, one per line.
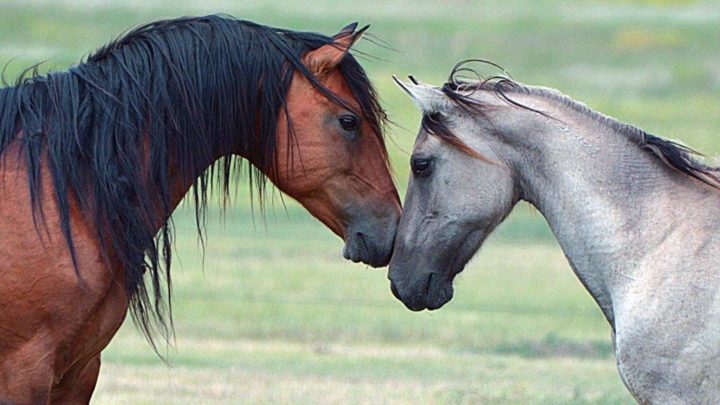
344, 227, 395, 268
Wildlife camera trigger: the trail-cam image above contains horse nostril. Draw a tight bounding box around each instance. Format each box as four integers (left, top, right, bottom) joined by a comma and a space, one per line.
390, 281, 401, 300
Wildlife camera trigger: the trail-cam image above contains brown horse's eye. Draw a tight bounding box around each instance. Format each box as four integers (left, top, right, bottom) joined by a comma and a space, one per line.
338, 114, 359, 132
411, 156, 433, 177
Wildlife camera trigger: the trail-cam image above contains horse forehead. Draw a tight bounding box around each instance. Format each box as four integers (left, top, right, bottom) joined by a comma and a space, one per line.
289, 69, 358, 109
412, 130, 435, 151
322, 70, 364, 109
321, 68, 353, 93
413, 129, 452, 155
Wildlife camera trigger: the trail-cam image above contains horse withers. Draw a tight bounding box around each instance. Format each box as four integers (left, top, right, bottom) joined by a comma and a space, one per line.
0, 16, 400, 403
389, 63, 720, 403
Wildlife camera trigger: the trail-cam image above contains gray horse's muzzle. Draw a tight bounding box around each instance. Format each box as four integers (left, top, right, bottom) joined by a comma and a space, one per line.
388, 267, 454, 311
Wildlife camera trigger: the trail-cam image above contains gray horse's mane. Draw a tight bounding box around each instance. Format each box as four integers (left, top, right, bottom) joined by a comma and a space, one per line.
435, 60, 720, 189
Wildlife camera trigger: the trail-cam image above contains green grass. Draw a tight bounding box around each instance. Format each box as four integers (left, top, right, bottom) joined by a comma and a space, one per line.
2, 0, 719, 402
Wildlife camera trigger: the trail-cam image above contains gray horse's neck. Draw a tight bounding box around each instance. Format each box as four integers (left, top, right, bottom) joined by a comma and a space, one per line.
512, 99, 720, 327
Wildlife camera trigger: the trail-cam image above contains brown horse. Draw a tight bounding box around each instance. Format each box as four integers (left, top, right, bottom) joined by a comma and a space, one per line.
0, 16, 400, 403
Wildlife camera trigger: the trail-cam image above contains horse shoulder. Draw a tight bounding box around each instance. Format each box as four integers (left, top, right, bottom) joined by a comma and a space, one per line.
612, 258, 720, 403
0, 144, 128, 400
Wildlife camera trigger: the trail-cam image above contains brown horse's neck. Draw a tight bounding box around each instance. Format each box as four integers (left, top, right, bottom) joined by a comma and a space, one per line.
153, 138, 244, 231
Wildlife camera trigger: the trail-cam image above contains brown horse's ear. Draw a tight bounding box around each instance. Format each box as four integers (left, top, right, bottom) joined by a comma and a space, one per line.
303, 23, 369, 77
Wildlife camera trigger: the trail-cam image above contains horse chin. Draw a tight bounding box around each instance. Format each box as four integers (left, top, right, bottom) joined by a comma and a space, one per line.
342, 229, 393, 268
423, 273, 455, 311
389, 271, 456, 311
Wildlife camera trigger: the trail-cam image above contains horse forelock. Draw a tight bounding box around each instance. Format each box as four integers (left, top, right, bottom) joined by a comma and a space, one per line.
0, 14, 387, 351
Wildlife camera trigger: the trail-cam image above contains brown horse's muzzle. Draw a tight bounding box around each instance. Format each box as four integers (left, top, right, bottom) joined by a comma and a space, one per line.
342, 204, 399, 267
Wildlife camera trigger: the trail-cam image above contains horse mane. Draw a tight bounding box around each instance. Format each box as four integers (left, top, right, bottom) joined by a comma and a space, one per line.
0, 15, 387, 349
432, 60, 720, 189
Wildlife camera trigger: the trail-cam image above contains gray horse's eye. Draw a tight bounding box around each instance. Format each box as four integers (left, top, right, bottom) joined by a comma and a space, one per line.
411, 156, 433, 177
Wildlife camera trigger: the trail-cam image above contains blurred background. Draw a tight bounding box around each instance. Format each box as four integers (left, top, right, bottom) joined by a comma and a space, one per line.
2, 0, 718, 403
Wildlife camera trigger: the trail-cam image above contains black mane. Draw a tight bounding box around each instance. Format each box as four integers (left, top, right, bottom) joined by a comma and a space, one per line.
433, 60, 720, 189
0, 15, 387, 348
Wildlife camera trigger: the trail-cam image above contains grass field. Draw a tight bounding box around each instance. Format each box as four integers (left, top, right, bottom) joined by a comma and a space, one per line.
2, 0, 719, 403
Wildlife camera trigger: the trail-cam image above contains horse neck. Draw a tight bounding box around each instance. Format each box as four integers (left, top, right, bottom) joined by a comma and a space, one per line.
509, 101, 718, 326
145, 136, 239, 231
165, 147, 224, 220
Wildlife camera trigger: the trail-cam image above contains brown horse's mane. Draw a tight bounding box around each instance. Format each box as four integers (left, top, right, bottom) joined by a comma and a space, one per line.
424, 60, 720, 190
0, 15, 387, 349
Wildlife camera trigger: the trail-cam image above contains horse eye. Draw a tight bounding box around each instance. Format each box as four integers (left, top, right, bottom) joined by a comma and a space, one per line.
411, 157, 433, 177
338, 114, 359, 132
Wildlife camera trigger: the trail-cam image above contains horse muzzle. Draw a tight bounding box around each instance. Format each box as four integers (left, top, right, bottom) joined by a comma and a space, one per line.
342, 208, 399, 267
388, 268, 454, 311
342, 227, 395, 267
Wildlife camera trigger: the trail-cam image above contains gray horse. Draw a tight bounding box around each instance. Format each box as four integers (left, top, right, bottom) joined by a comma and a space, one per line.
388, 63, 720, 404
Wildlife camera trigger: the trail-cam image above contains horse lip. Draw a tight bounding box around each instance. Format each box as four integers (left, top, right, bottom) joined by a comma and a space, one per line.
341, 232, 372, 265
342, 242, 361, 263
426, 279, 453, 310
401, 295, 428, 312
424, 271, 452, 311
387, 272, 436, 312
413, 271, 454, 311
425, 272, 434, 296
343, 229, 393, 268
356, 232, 370, 260
369, 233, 394, 267
388, 234, 468, 311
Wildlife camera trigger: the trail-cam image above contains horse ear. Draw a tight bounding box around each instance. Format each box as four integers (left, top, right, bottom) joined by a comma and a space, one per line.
392, 75, 449, 114
336, 22, 359, 36
303, 23, 368, 76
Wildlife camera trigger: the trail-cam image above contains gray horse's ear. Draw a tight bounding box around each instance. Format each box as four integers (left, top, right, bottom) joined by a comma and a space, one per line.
392, 75, 448, 114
